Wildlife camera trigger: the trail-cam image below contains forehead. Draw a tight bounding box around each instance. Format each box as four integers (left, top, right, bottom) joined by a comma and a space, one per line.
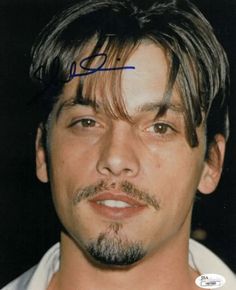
57, 41, 182, 116
121, 42, 181, 114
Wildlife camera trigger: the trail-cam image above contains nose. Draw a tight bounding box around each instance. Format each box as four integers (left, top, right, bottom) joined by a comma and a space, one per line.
96, 124, 140, 178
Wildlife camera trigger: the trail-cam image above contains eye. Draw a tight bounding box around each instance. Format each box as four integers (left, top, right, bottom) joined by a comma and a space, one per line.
69, 118, 97, 128
146, 123, 175, 135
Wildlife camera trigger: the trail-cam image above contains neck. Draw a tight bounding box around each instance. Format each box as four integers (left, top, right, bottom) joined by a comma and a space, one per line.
48, 230, 200, 290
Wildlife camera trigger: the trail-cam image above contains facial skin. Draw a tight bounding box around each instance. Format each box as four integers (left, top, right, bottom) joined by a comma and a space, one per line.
36, 42, 225, 272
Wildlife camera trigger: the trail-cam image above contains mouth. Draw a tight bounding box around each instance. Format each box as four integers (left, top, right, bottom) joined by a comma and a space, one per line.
89, 192, 147, 220
96, 200, 133, 208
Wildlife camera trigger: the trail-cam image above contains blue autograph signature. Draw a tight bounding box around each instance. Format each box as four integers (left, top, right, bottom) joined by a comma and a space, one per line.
33, 53, 135, 85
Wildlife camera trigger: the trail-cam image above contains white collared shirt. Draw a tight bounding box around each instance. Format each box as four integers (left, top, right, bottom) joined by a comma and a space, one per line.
2, 239, 236, 290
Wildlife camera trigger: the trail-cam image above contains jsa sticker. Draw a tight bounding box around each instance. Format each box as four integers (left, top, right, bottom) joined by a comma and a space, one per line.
195, 274, 226, 289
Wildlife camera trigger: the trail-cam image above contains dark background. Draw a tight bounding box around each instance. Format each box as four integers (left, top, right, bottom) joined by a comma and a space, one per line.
0, 0, 235, 287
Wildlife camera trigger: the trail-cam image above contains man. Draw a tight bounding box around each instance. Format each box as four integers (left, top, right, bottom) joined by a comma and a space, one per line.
3, 0, 235, 289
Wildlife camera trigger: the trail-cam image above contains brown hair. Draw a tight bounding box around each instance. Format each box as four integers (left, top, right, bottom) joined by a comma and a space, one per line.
30, 0, 229, 149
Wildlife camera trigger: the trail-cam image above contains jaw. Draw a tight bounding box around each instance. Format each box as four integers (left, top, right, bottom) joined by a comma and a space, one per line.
57, 219, 197, 290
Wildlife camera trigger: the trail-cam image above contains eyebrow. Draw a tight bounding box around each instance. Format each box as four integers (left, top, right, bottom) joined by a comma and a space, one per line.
136, 102, 184, 114
55, 96, 184, 121
55, 95, 100, 120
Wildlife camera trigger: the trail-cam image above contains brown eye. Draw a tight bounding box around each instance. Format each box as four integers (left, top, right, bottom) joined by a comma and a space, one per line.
79, 119, 96, 127
69, 118, 97, 128
153, 123, 169, 134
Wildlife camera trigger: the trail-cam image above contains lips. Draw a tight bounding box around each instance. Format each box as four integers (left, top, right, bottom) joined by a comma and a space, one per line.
89, 192, 147, 220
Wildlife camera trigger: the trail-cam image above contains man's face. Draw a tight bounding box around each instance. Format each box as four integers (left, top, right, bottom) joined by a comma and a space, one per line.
36, 42, 218, 266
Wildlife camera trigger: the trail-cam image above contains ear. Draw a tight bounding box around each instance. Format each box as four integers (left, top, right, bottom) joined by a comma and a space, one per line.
35, 125, 49, 183
198, 134, 226, 194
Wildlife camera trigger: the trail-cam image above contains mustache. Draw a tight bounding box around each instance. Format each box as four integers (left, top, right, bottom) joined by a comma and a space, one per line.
73, 180, 160, 210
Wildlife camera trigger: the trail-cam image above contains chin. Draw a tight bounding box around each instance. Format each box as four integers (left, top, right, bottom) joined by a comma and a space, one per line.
84, 231, 147, 267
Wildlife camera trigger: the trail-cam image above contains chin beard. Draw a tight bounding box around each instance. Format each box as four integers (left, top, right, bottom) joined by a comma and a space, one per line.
85, 232, 146, 266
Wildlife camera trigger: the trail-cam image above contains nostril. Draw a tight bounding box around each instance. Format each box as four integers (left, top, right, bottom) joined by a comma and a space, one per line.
97, 161, 139, 177
124, 168, 132, 173
110, 182, 116, 188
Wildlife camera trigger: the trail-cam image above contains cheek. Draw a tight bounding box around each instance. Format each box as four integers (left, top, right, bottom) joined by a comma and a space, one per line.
142, 142, 205, 204
48, 134, 100, 210
49, 133, 98, 179
136, 149, 205, 246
